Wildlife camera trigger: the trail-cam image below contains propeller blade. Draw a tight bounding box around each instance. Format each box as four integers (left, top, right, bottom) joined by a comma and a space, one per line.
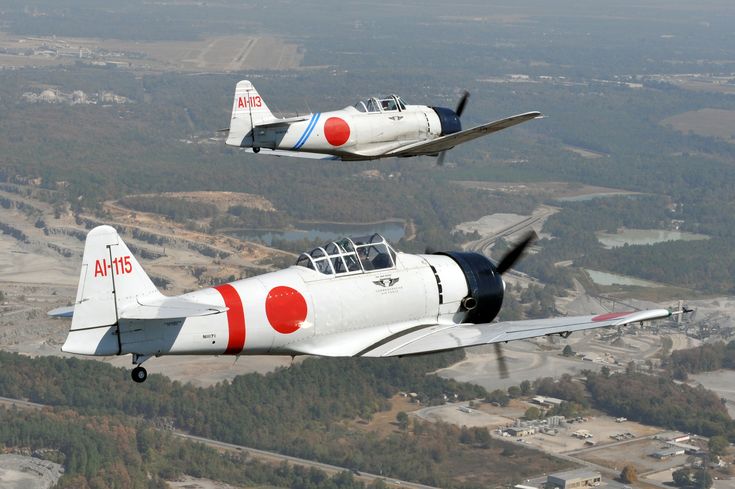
437, 151, 447, 166
494, 342, 509, 379
455, 90, 470, 118
495, 231, 537, 275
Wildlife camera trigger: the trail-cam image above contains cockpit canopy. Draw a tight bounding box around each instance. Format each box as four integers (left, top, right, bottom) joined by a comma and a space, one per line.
353, 95, 407, 113
296, 233, 397, 275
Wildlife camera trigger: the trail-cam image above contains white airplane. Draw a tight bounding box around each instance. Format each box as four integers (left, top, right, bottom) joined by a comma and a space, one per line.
51, 225, 678, 383
224, 80, 541, 163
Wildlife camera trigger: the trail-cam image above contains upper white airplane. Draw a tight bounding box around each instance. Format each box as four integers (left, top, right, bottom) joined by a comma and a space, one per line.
52, 226, 679, 382
224, 80, 541, 163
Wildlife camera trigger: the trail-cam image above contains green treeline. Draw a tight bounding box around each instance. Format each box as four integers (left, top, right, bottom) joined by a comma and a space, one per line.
0, 351, 514, 487
118, 196, 218, 221
585, 370, 734, 438
665, 341, 735, 377
0, 408, 376, 489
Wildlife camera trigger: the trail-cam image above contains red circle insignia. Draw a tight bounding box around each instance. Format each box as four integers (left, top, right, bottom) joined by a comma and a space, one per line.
265, 286, 307, 334
324, 117, 350, 146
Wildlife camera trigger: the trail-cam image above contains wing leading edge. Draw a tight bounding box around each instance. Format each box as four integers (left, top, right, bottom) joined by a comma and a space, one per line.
387, 111, 542, 157
359, 309, 673, 357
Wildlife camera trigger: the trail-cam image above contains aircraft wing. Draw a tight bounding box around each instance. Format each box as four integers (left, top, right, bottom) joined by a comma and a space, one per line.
286, 308, 674, 358
386, 111, 542, 157
241, 148, 339, 160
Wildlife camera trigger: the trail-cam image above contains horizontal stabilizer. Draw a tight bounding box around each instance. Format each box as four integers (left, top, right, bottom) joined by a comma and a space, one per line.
120, 296, 228, 320
255, 115, 312, 128
48, 306, 74, 318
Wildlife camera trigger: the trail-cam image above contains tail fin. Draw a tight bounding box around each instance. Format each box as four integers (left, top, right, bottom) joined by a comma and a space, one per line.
70, 225, 161, 332
225, 80, 275, 147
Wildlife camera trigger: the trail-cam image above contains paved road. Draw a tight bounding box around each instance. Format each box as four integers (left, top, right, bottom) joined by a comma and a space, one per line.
0, 395, 45, 410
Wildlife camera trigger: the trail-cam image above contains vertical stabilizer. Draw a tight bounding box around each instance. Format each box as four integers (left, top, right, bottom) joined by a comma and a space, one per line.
225, 80, 275, 147
70, 225, 161, 332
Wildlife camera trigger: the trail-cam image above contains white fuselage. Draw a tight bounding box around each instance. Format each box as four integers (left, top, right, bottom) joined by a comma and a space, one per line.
63, 253, 473, 359
250, 105, 443, 159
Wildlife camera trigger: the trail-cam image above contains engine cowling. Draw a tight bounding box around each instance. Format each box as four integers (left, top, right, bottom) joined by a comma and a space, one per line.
431, 107, 462, 136
438, 251, 504, 324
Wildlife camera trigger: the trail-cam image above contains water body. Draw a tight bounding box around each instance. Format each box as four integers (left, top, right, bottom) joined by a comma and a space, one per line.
228, 220, 405, 245
585, 269, 662, 287
597, 228, 709, 249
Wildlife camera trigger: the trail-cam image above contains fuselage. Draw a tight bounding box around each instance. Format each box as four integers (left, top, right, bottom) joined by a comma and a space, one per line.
63, 234, 504, 360
242, 97, 461, 160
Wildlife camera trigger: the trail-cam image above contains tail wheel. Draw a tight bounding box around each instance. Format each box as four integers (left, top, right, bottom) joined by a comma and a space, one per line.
131, 366, 148, 383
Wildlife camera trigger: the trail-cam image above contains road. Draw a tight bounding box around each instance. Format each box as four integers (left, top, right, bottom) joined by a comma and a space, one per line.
464, 205, 556, 258
174, 432, 440, 489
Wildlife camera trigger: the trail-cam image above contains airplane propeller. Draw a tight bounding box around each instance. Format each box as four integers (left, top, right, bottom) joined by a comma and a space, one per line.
491, 231, 537, 378
437, 91, 470, 166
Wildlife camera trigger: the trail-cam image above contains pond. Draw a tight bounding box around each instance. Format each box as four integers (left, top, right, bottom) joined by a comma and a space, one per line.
584, 269, 662, 288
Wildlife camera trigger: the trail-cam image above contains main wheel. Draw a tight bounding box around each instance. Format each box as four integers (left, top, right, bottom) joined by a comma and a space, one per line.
131, 366, 147, 383
253, 147, 261, 153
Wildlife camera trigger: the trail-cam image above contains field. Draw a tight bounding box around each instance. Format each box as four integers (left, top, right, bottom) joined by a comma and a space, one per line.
0, 32, 303, 72
662, 109, 735, 143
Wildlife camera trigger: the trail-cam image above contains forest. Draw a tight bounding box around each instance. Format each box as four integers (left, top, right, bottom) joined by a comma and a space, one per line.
0, 351, 564, 488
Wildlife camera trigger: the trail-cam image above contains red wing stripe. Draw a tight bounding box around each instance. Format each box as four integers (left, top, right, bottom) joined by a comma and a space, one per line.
214, 284, 246, 354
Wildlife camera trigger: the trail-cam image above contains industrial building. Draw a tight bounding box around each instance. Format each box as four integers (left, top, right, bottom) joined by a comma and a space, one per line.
547, 469, 601, 489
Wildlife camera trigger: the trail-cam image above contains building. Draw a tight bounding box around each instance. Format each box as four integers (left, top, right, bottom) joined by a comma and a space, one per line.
547, 469, 601, 489
506, 427, 534, 437
651, 447, 685, 460
532, 396, 564, 408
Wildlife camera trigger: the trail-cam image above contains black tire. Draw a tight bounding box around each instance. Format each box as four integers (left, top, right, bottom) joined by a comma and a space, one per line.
253, 147, 261, 153
131, 366, 147, 383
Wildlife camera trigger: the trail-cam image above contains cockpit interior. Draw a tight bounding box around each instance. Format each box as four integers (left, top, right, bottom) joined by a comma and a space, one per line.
295, 233, 397, 275
353, 95, 407, 113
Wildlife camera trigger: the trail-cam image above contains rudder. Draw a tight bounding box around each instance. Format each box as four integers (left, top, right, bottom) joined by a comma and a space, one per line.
225, 80, 275, 147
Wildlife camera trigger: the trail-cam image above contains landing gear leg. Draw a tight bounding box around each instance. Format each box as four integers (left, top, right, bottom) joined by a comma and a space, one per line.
131, 354, 150, 383
131, 366, 147, 383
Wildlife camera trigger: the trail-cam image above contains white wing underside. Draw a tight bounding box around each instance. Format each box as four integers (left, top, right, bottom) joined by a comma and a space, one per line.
288, 309, 672, 358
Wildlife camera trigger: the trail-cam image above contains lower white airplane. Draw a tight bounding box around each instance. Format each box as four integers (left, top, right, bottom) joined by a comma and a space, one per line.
224, 80, 541, 163
51, 226, 679, 382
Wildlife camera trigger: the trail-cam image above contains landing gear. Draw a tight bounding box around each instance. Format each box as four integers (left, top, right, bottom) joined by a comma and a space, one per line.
252, 146, 261, 153
131, 366, 147, 383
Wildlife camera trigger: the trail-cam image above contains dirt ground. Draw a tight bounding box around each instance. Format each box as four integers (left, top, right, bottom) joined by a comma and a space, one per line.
0, 455, 63, 489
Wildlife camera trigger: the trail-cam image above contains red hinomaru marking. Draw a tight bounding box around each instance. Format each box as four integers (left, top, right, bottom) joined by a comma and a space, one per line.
214, 284, 246, 354
592, 311, 633, 322
324, 117, 350, 146
265, 286, 307, 334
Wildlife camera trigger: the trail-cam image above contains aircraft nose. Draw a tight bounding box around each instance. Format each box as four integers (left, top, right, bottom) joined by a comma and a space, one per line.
431, 106, 462, 135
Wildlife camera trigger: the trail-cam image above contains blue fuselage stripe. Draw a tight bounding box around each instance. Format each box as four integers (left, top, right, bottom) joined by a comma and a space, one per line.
293, 112, 320, 150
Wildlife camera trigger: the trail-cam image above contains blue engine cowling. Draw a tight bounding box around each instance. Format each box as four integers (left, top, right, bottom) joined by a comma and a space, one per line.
439, 251, 504, 324
431, 107, 462, 136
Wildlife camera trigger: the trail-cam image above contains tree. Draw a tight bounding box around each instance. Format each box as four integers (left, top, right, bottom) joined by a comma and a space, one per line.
524, 406, 542, 420
396, 411, 409, 431
507, 386, 522, 399
600, 366, 611, 378
486, 389, 510, 407
708, 435, 729, 457
672, 468, 691, 487
693, 469, 712, 489
520, 380, 532, 395
620, 465, 638, 483
562, 345, 574, 357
